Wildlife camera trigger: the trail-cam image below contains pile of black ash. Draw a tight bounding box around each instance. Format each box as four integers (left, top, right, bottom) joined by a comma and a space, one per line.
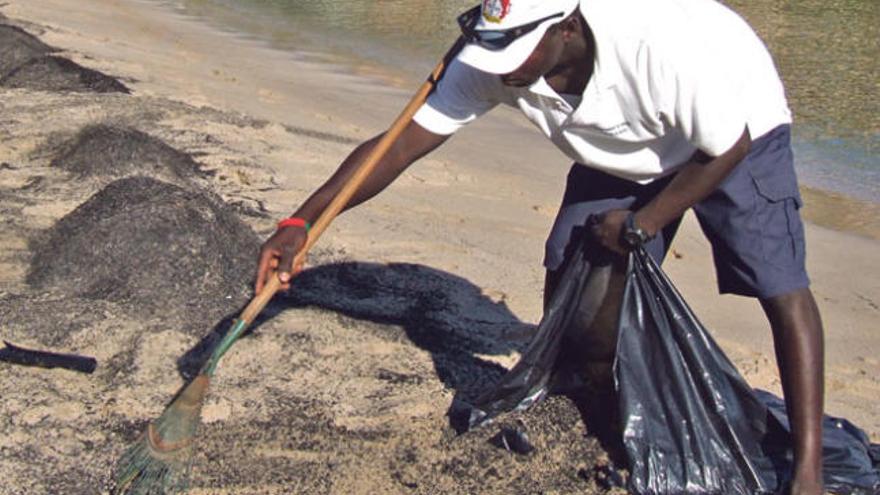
27, 176, 259, 334
50, 124, 208, 184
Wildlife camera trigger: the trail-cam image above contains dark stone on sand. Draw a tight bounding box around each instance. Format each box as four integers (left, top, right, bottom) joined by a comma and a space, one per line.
27, 176, 259, 334
0, 24, 55, 77
51, 124, 207, 183
0, 340, 97, 373
0, 54, 129, 93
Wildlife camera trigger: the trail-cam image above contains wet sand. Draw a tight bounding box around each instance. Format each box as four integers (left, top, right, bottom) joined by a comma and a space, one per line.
0, 1, 877, 493
800, 186, 880, 241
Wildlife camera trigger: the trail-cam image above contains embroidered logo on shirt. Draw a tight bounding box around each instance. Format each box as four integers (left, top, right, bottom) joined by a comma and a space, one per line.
482, 0, 512, 23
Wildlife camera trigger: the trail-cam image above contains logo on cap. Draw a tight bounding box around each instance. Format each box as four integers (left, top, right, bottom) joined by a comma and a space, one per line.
482, 0, 512, 24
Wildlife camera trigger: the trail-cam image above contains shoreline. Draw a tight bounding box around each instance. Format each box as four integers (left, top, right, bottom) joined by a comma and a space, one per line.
0, 1, 877, 492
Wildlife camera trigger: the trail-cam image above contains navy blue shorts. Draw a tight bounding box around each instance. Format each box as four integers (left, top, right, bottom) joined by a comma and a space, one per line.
544, 125, 809, 299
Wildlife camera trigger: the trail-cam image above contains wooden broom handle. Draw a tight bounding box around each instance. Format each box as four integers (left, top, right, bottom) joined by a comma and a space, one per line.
239, 37, 466, 325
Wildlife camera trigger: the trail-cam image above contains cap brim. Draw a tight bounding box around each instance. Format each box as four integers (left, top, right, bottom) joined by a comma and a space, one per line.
455, 19, 553, 75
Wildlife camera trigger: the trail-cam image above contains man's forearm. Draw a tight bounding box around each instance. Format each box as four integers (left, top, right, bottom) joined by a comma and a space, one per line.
290, 133, 405, 222
288, 122, 448, 223
635, 128, 751, 236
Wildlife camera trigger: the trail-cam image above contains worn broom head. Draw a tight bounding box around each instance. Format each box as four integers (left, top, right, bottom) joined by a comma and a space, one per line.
114, 374, 210, 495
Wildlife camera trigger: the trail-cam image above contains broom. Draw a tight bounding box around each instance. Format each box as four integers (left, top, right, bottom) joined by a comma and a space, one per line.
112, 37, 465, 495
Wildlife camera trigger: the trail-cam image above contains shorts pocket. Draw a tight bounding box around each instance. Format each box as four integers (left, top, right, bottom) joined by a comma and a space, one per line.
750, 171, 805, 269
751, 170, 803, 207
747, 140, 803, 207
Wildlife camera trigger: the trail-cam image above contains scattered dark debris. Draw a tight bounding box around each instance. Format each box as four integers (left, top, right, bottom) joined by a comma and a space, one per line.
227, 197, 269, 218
376, 367, 425, 385
0, 292, 122, 346
489, 424, 535, 455
583, 462, 627, 491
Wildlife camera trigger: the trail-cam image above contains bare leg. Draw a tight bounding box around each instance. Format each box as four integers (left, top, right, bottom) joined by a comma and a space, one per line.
760, 288, 825, 495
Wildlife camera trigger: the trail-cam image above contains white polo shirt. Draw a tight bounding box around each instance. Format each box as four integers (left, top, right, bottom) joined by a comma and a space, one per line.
413, 0, 792, 183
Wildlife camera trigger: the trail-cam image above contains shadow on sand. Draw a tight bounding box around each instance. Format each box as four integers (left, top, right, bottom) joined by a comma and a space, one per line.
177, 261, 528, 396
173, 259, 626, 470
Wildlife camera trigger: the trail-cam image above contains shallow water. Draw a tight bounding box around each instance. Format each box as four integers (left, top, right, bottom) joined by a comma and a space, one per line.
168, 0, 878, 203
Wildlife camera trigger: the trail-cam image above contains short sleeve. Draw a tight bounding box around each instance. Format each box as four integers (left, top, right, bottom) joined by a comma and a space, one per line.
413, 59, 503, 136
647, 39, 748, 157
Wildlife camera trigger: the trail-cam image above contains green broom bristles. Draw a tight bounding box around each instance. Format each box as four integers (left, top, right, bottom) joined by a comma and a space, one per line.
113, 318, 247, 494
114, 375, 210, 494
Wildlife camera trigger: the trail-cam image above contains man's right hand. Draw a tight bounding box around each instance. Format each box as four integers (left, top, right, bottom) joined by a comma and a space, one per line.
253, 122, 448, 295
255, 226, 308, 294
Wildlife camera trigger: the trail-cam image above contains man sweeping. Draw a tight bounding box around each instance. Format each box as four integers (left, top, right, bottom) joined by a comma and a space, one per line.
255, 0, 825, 492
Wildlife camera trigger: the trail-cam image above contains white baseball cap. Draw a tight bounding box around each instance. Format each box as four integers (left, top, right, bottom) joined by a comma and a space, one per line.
456, 0, 581, 75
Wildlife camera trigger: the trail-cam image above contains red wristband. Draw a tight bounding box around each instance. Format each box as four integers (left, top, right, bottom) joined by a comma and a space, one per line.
277, 217, 311, 232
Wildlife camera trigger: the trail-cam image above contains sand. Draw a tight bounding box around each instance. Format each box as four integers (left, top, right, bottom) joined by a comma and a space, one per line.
0, 1, 877, 494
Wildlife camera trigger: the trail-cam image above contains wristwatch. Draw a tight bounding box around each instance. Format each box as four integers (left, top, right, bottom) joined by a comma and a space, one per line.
621, 212, 651, 249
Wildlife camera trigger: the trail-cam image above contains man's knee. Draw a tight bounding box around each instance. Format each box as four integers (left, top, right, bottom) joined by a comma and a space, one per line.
759, 287, 821, 323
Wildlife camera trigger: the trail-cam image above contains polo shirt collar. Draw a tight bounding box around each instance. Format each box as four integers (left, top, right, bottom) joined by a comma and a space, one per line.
527, 77, 560, 99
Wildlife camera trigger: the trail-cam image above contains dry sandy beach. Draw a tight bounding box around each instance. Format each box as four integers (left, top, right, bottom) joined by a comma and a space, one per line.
0, 0, 877, 493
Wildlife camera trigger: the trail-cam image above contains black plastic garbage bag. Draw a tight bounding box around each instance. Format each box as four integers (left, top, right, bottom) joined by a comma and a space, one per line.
617, 246, 779, 493
618, 247, 880, 495
463, 235, 880, 495
466, 234, 600, 429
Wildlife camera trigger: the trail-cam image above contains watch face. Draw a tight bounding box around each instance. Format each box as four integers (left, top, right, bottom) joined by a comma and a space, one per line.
621, 213, 647, 248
